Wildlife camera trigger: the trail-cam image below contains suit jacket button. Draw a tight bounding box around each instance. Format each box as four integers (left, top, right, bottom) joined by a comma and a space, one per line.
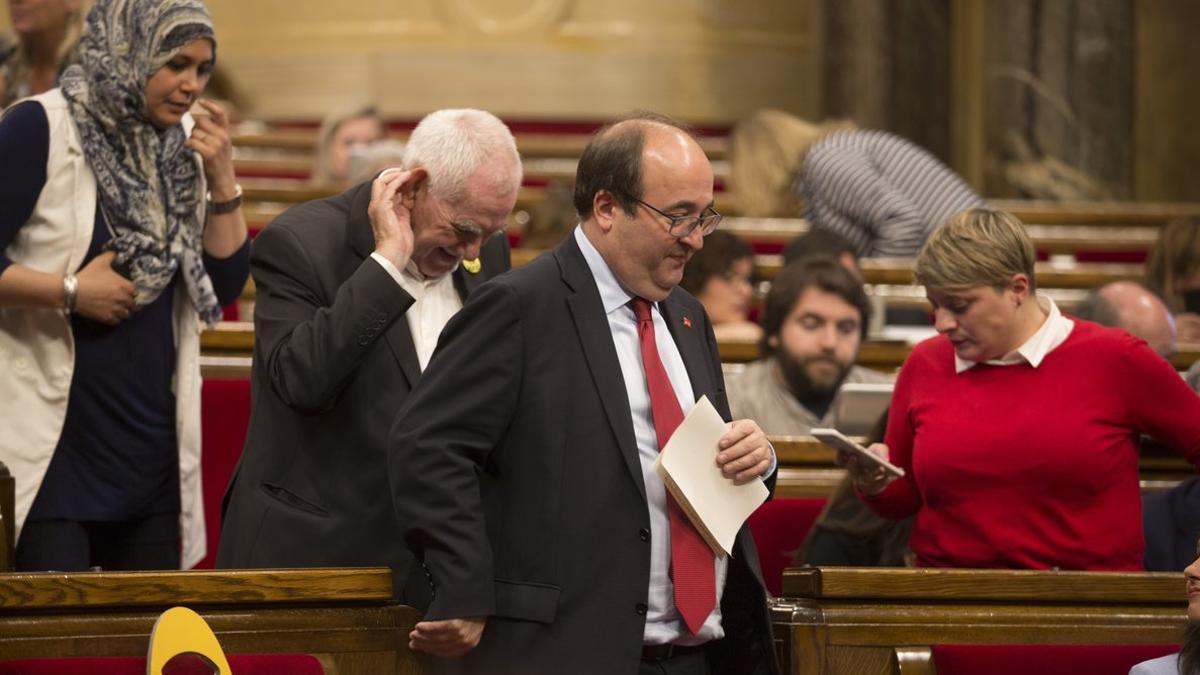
635, 603, 647, 616
639, 528, 651, 542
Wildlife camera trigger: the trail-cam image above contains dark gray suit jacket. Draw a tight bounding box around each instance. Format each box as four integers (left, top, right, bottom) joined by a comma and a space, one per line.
389, 234, 779, 675
216, 181, 510, 602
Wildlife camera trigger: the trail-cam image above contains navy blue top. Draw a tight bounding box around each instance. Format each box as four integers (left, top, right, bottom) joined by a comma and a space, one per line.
0, 100, 249, 522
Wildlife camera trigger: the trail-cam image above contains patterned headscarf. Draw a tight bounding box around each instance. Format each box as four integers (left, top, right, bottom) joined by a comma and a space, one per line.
60, 0, 222, 326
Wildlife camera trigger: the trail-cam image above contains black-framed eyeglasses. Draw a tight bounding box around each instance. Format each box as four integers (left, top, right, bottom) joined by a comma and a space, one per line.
631, 197, 723, 238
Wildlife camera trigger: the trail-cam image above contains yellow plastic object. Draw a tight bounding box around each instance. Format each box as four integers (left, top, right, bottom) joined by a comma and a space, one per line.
146, 606, 231, 675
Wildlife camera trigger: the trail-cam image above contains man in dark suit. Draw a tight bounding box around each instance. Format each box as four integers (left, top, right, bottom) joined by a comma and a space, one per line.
217, 109, 521, 604
389, 114, 781, 674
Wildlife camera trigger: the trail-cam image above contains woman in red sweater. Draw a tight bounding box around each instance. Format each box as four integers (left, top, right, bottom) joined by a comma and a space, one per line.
843, 209, 1200, 570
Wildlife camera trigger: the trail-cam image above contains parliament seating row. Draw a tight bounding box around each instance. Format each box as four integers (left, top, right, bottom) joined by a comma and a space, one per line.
230, 128, 1200, 225
0, 567, 421, 674
196, 321, 1200, 374
240, 180, 1197, 239
0, 563, 1182, 675
770, 566, 1185, 675
193, 371, 1194, 599
232, 128, 731, 162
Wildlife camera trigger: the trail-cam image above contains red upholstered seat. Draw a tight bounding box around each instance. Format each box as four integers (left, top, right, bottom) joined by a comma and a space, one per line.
0, 654, 324, 675
931, 644, 1179, 675
746, 497, 827, 596
196, 378, 253, 569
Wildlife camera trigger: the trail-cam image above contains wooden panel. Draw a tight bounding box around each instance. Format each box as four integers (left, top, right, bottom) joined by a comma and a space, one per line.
0, 568, 392, 609
783, 567, 1180, 602
0, 568, 418, 675
773, 567, 1187, 675
949, 0, 985, 190
1135, 0, 1200, 200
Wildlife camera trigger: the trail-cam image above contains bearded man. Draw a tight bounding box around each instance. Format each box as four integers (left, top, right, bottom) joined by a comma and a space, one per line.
728, 256, 890, 432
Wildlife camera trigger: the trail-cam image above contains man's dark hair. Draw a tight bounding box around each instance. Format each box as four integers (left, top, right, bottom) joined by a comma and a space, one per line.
1071, 286, 1121, 327
760, 256, 871, 357
782, 227, 858, 265
573, 111, 696, 220
680, 231, 753, 295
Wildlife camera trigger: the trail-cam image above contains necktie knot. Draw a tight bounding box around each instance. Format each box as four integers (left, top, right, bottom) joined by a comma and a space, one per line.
631, 297, 653, 325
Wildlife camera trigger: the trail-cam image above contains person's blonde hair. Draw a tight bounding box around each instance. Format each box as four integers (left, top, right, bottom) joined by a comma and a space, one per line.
728, 109, 852, 217
1145, 217, 1200, 314
915, 209, 1037, 292
312, 104, 385, 185
4, 0, 90, 105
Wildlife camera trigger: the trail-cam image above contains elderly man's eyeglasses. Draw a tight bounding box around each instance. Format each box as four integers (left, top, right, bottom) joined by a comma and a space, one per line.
632, 197, 722, 238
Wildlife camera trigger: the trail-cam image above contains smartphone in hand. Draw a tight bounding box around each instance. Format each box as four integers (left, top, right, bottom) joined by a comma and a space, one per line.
810, 427, 906, 478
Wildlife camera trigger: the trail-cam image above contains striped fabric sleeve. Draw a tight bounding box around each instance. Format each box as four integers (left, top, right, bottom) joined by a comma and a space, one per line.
800, 130, 984, 258
802, 142, 927, 257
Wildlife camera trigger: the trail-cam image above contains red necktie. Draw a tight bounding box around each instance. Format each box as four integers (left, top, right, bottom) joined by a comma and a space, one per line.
631, 297, 717, 634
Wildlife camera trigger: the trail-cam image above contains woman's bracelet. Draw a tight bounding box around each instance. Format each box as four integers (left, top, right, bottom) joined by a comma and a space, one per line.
62, 273, 78, 312
207, 183, 243, 215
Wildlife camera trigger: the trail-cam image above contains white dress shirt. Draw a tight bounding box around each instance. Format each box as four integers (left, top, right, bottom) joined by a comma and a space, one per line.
574, 228, 729, 645
954, 293, 1074, 373
370, 252, 462, 371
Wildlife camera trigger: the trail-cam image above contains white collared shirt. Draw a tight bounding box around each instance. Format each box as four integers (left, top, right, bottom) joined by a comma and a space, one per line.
370, 253, 462, 371
954, 292, 1074, 374
573, 227, 729, 645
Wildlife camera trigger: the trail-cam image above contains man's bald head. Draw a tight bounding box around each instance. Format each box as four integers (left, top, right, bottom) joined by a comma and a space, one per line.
1077, 281, 1177, 357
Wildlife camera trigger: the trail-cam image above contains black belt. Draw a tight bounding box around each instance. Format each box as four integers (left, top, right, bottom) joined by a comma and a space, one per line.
640, 642, 708, 662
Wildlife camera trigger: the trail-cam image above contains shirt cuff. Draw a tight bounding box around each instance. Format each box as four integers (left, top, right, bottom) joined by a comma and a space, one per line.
370, 252, 406, 287
761, 440, 778, 479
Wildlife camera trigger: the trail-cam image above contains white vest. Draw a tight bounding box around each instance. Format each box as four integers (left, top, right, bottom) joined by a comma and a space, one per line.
0, 89, 207, 568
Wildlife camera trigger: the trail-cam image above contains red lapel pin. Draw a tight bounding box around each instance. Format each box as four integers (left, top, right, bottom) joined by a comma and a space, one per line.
683, 316, 692, 328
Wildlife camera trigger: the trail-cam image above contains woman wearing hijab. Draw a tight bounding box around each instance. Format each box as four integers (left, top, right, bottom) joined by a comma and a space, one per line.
0, 0, 248, 571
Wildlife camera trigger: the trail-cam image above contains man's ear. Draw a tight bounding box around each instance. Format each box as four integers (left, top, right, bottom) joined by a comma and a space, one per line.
592, 190, 621, 233
400, 167, 429, 210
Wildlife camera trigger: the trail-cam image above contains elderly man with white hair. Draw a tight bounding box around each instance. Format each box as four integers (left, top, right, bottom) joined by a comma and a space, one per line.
217, 109, 522, 604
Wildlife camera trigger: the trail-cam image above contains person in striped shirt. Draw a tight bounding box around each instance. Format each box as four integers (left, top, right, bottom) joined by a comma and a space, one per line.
729, 110, 984, 258
799, 129, 985, 257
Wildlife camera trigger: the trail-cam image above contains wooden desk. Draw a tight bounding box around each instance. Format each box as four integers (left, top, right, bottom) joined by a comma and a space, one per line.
201, 321, 1200, 372
0, 568, 421, 674
771, 567, 1185, 675
233, 129, 729, 161
991, 199, 1200, 227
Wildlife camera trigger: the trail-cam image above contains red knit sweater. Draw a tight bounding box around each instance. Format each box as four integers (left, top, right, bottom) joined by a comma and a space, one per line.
867, 320, 1200, 570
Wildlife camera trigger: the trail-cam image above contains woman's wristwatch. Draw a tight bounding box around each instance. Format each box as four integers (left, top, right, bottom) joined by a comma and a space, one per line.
207, 183, 244, 215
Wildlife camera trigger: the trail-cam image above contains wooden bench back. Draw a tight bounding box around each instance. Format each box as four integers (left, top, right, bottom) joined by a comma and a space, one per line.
0, 568, 420, 675
772, 566, 1186, 675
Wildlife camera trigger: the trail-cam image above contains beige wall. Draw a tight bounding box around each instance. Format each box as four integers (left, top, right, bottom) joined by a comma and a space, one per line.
194, 0, 821, 123
1, 1, 820, 123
